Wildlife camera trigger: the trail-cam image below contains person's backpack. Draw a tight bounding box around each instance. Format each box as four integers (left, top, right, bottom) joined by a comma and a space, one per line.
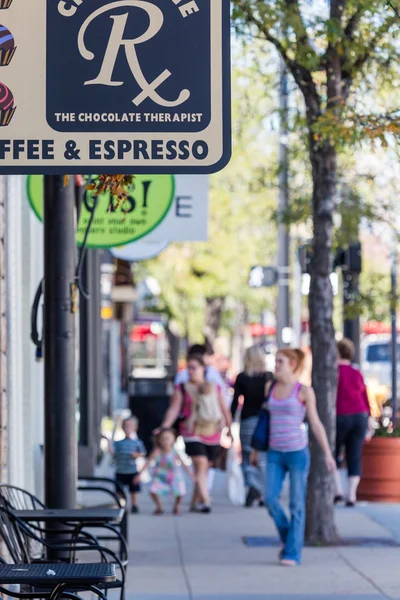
184, 383, 223, 437
196, 386, 222, 426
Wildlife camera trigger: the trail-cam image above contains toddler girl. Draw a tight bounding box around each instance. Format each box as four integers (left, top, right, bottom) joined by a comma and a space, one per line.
138, 429, 192, 515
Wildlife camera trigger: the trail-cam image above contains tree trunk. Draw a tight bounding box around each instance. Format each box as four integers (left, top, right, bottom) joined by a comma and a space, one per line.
305, 142, 339, 545
204, 297, 224, 347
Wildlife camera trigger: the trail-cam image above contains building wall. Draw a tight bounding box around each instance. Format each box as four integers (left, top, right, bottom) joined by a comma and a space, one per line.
0, 176, 8, 484
5, 175, 44, 495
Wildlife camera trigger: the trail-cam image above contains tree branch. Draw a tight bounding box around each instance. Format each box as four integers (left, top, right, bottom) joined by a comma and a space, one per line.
233, 0, 321, 116
344, 6, 367, 40
285, 0, 314, 50
232, 0, 288, 62
330, 0, 345, 23
341, 14, 398, 98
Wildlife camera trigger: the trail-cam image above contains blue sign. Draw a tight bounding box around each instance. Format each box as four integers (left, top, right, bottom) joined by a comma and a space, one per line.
0, 0, 231, 174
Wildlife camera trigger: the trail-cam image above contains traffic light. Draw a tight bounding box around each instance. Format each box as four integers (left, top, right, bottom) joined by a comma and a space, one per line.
334, 243, 362, 274
298, 245, 312, 274
345, 242, 362, 274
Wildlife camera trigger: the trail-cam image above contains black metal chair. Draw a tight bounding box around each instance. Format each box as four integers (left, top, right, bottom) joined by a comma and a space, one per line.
0, 483, 128, 563
0, 555, 111, 600
0, 505, 126, 600
77, 478, 129, 551
0, 485, 46, 511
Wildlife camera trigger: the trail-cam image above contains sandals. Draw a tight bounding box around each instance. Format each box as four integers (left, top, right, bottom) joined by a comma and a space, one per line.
154, 509, 164, 516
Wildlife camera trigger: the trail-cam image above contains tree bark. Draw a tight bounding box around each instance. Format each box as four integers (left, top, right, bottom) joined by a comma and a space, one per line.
204, 297, 224, 347
305, 141, 339, 544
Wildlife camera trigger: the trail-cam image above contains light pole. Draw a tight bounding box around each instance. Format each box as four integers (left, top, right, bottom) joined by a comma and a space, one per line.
44, 175, 77, 510
277, 58, 290, 348
391, 231, 398, 425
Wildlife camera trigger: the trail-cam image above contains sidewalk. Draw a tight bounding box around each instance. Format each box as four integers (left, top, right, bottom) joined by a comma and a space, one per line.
124, 472, 400, 600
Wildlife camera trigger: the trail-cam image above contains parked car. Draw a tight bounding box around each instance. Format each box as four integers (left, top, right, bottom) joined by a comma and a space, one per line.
361, 335, 400, 406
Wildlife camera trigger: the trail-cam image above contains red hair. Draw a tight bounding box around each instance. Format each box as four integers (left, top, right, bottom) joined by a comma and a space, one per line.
276, 348, 306, 373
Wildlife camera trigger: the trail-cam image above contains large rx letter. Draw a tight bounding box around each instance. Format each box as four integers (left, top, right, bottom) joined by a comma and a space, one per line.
78, 0, 190, 107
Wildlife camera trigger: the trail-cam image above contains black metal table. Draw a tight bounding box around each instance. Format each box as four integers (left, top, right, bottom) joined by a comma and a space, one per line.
14, 508, 124, 524
0, 563, 116, 585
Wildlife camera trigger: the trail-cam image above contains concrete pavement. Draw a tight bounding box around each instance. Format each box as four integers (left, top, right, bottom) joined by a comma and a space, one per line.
123, 472, 400, 600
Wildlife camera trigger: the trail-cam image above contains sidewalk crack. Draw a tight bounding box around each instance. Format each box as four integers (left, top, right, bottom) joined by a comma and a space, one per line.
337, 549, 391, 599
173, 518, 193, 600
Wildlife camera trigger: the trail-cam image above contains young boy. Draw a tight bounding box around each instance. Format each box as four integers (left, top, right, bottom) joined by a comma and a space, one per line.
113, 417, 146, 513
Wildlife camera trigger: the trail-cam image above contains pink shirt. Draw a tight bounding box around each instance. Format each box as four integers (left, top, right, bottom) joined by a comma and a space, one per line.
269, 382, 308, 452
336, 364, 370, 416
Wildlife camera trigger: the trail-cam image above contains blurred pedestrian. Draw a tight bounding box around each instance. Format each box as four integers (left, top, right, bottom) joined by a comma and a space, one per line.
231, 345, 273, 507
174, 343, 231, 491
137, 429, 193, 515
334, 338, 371, 507
252, 349, 336, 566
112, 417, 146, 514
159, 354, 232, 513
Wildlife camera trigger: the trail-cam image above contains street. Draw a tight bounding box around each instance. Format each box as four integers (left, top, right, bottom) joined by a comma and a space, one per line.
124, 473, 400, 600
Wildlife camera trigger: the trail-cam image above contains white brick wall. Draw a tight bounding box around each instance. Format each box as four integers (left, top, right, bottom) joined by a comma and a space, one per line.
0, 176, 8, 484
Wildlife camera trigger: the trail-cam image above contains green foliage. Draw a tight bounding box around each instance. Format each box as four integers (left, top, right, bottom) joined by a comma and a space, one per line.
232, 0, 400, 147
136, 44, 279, 339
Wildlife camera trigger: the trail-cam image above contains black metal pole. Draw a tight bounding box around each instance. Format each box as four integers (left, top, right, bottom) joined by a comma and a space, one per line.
391, 241, 398, 426
44, 175, 77, 510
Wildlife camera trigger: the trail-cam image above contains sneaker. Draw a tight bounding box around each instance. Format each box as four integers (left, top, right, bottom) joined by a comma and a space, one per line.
280, 559, 298, 567
245, 487, 259, 508
200, 504, 212, 514
131, 505, 139, 514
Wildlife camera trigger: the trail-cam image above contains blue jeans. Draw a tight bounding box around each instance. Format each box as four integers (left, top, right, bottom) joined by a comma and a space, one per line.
266, 448, 310, 564
240, 417, 266, 496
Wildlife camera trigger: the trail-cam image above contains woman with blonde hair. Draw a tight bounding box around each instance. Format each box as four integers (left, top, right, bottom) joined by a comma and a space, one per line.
252, 348, 336, 566
231, 345, 273, 507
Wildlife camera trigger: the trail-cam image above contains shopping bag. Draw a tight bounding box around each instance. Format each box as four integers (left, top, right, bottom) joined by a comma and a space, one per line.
227, 447, 246, 506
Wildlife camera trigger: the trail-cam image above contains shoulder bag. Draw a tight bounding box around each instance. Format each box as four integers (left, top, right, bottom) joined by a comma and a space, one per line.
251, 380, 276, 452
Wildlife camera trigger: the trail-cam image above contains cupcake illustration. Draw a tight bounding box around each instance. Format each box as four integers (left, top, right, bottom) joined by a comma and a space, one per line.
0, 0, 14, 8
0, 25, 15, 65
0, 82, 15, 126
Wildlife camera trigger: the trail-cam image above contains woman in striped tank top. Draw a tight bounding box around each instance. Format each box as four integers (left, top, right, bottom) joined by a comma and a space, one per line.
253, 349, 336, 566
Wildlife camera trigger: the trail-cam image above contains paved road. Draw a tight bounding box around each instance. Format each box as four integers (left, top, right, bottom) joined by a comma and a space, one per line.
124, 472, 400, 600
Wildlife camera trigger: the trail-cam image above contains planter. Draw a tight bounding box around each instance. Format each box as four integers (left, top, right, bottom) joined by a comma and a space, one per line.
358, 437, 400, 502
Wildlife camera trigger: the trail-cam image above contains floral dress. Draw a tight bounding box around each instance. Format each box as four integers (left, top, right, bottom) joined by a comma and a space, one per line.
149, 450, 187, 498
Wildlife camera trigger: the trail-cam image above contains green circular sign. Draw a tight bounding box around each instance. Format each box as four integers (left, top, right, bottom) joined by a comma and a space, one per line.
27, 175, 175, 249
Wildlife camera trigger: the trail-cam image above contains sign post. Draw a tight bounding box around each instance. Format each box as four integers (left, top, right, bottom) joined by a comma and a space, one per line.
43, 175, 77, 512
